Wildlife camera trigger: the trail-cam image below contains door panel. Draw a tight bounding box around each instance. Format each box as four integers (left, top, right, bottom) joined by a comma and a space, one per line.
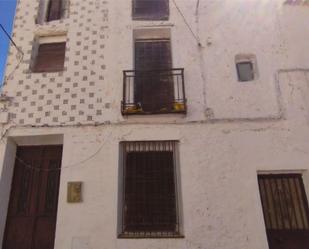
4, 218, 33, 249
267, 230, 309, 249
3, 146, 62, 249
33, 218, 57, 249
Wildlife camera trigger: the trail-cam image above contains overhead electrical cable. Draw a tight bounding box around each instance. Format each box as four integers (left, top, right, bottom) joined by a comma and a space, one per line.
171, 0, 201, 46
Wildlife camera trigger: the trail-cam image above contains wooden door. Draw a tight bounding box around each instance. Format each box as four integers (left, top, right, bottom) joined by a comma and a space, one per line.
134, 39, 174, 112
258, 174, 309, 249
3, 146, 62, 249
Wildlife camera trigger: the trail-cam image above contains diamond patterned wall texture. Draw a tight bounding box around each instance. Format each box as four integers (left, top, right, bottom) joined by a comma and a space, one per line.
3, 0, 110, 126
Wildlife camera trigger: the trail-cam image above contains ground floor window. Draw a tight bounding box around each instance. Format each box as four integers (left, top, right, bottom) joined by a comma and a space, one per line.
118, 140, 182, 238
258, 173, 309, 249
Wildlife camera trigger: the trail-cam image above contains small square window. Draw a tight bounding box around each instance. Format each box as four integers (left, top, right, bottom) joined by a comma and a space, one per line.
118, 141, 183, 238
32, 42, 66, 73
236, 61, 254, 82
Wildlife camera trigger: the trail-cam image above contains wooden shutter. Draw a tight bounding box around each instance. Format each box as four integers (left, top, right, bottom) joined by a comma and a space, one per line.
258, 174, 309, 249
133, 0, 169, 20
134, 40, 174, 112
33, 43, 66, 73
46, 0, 63, 22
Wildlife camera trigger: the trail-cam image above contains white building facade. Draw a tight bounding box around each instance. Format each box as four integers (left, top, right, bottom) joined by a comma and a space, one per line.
0, 0, 309, 249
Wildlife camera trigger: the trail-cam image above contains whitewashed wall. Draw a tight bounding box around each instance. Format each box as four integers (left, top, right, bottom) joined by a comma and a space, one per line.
0, 1, 309, 249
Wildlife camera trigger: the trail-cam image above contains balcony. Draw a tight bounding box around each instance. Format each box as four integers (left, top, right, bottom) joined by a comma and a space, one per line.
121, 68, 187, 115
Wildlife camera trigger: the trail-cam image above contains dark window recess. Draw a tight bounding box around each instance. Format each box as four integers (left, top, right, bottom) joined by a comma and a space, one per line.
236, 61, 254, 82
258, 174, 309, 249
46, 0, 63, 22
133, 0, 169, 20
32, 42, 66, 73
122, 39, 186, 115
119, 141, 181, 238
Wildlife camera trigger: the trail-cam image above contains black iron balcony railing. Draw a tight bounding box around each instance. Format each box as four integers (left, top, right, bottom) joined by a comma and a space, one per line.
122, 68, 187, 115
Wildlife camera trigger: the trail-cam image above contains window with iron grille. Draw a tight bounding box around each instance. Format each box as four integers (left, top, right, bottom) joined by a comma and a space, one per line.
32, 42, 66, 73
258, 174, 309, 249
133, 0, 169, 20
118, 141, 183, 238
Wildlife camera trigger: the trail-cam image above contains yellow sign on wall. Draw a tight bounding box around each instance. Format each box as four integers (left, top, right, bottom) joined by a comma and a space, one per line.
67, 182, 83, 203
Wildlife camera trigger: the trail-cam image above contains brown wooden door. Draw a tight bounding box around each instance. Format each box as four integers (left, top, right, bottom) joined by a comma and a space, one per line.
134, 39, 174, 112
3, 146, 62, 249
258, 174, 309, 249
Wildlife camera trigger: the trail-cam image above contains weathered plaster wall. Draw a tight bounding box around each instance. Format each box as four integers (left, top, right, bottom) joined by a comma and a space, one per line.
1, 1, 309, 249
2, 0, 309, 126
0, 70, 308, 249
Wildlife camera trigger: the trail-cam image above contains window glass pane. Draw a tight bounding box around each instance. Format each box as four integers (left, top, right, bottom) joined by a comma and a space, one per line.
46, 0, 63, 21
237, 62, 254, 82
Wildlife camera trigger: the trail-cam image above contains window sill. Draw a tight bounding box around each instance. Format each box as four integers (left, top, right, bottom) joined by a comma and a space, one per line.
31, 68, 65, 73
132, 15, 169, 21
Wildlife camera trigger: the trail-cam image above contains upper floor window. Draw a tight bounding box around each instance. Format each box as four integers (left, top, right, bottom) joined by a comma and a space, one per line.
46, 0, 63, 21
235, 54, 258, 82
37, 0, 68, 24
133, 0, 169, 20
236, 62, 254, 82
31, 35, 66, 73
258, 173, 309, 249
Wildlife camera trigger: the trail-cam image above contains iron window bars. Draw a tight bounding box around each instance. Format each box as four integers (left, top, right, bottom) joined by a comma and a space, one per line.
122, 68, 187, 115
132, 0, 169, 20
119, 141, 183, 238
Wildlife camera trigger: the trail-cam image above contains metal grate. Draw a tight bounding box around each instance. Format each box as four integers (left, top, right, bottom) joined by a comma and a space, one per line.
119, 141, 182, 238
258, 174, 309, 230
122, 69, 186, 115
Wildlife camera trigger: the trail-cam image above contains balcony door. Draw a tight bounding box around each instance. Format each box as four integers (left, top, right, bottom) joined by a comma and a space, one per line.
3, 146, 62, 249
134, 39, 174, 112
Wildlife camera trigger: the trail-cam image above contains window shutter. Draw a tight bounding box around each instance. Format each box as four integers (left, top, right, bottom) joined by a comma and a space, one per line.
47, 0, 63, 21
33, 43, 66, 73
134, 40, 174, 112
258, 174, 309, 249
124, 151, 176, 233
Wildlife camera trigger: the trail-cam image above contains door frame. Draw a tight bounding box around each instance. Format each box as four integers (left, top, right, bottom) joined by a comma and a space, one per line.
0, 134, 63, 247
